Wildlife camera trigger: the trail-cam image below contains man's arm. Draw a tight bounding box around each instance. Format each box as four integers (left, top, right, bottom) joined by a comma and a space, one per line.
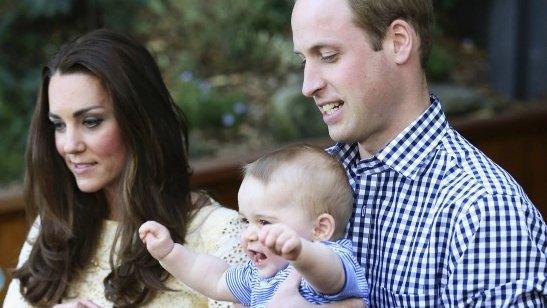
444, 194, 547, 306
259, 223, 345, 294
139, 221, 237, 302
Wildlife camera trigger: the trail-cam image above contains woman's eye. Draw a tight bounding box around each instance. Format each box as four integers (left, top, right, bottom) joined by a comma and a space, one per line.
51, 121, 65, 131
83, 117, 103, 128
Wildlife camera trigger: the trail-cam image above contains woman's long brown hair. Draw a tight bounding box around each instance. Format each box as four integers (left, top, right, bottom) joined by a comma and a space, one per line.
13, 29, 195, 306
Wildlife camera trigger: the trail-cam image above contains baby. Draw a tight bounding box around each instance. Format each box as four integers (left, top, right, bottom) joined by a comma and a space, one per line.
139, 145, 369, 306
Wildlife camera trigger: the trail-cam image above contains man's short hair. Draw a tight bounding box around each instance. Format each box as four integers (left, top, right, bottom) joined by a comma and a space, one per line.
348, 0, 434, 68
243, 144, 353, 239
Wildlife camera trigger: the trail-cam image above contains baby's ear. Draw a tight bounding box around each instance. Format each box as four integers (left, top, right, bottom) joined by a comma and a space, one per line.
313, 213, 336, 241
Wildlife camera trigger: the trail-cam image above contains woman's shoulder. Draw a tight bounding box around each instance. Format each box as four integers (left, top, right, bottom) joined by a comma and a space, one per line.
186, 199, 244, 259
188, 198, 239, 231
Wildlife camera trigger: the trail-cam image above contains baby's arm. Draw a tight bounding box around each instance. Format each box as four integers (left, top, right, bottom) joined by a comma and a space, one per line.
259, 224, 345, 295
139, 221, 238, 302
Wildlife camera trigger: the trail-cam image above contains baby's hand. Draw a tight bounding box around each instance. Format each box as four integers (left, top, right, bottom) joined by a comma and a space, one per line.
138, 221, 174, 260
258, 223, 302, 261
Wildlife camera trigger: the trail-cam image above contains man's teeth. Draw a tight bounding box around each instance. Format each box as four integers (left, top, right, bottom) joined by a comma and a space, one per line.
322, 102, 342, 114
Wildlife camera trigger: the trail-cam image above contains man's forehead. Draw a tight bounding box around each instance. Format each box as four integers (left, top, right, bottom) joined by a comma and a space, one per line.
291, 0, 356, 50
292, 0, 352, 29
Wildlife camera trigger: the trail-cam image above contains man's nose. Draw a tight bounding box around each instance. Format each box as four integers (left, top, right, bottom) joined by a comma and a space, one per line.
302, 63, 326, 98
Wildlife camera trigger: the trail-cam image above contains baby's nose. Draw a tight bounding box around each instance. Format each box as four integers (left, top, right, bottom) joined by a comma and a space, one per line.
242, 224, 259, 242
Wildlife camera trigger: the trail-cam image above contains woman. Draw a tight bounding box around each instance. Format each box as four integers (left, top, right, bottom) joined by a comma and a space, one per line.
4, 29, 244, 307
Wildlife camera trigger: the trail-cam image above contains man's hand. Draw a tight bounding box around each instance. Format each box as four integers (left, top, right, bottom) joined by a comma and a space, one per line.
267, 269, 367, 308
138, 220, 174, 260
258, 223, 303, 261
266, 269, 308, 307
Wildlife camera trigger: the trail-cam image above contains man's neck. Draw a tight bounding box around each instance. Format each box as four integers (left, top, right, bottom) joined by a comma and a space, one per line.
358, 81, 430, 159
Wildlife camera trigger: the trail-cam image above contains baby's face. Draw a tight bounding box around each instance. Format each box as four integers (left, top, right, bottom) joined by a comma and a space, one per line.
237, 175, 315, 278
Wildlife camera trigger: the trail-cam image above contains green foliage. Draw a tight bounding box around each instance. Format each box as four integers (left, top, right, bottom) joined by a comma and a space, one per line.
426, 43, 456, 81
172, 74, 248, 138
0, 0, 470, 185
0, 0, 297, 185
269, 82, 327, 141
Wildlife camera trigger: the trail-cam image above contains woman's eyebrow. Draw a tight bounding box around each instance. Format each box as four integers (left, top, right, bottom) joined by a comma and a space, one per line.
48, 106, 103, 119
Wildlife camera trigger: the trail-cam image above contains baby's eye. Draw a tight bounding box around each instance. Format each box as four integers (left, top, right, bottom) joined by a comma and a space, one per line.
258, 219, 271, 226
240, 217, 249, 225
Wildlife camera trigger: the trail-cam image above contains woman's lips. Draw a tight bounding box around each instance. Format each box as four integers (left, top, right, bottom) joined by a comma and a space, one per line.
71, 162, 97, 174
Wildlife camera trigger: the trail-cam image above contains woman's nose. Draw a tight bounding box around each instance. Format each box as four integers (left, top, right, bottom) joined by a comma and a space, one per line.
61, 128, 85, 154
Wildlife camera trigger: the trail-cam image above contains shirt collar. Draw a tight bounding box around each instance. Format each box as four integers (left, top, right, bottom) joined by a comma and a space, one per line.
329, 94, 448, 180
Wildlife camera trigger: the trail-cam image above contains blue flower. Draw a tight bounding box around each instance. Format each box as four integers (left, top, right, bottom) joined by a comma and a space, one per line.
198, 81, 211, 94
179, 71, 194, 82
222, 113, 235, 127
233, 101, 248, 115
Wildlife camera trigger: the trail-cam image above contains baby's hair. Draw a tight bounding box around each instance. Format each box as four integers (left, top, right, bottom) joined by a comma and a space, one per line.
242, 144, 353, 239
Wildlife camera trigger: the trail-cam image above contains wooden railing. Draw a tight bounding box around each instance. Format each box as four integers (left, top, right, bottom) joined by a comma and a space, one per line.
1, 106, 546, 302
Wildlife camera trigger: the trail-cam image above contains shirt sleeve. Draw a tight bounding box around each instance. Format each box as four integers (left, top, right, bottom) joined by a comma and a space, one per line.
302, 240, 369, 303
3, 219, 40, 308
444, 194, 547, 306
224, 261, 254, 306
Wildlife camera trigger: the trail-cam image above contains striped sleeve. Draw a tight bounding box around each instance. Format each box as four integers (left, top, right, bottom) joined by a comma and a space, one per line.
224, 261, 254, 305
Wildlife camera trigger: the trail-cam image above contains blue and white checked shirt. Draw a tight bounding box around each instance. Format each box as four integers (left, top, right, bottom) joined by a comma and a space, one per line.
225, 239, 369, 307
329, 94, 547, 307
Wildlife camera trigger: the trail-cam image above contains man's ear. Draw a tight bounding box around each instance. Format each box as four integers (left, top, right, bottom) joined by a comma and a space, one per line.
313, 213, 336, 241
385, 19, 415, 65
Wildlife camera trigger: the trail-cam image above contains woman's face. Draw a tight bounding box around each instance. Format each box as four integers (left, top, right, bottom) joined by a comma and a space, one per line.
48, 72, 127, 196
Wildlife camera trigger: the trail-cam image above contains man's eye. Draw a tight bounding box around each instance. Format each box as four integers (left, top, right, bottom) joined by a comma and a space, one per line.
259, 220, 271, 226
321, 54, 337, 62
83, 117, 103, 128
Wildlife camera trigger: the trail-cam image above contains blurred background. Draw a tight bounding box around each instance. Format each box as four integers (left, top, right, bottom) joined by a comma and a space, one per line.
0, 0, 545, 187
0, 0, 545, 300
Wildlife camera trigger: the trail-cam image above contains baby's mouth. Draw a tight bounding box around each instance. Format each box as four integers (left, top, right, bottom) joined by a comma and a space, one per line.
247, 249, 267, 267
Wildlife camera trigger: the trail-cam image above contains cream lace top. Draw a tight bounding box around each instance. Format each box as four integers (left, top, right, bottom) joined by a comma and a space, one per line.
4, 204, 246, 307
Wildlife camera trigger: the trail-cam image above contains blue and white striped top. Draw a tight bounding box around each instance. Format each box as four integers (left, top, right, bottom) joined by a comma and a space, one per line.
225, 239, 369, 307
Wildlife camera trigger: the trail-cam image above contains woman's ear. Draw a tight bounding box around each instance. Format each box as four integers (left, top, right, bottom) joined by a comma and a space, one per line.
385, 19, 414, 65
313, 213, 336, 241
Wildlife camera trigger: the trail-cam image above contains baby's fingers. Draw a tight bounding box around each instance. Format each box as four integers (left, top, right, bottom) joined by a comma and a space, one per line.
280, 237, 302, 260
260, 225, 283, 249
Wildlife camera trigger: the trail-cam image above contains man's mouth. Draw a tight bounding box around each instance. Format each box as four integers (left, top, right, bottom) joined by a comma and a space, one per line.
321, 100, 343, 115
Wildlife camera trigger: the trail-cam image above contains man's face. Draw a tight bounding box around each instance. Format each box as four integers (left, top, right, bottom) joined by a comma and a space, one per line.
292, 0, 398, 154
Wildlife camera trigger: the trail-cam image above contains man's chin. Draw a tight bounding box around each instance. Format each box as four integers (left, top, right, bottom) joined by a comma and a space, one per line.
328, 129, 352, 144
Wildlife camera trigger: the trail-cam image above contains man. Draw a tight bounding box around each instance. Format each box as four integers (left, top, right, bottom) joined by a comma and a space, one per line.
269, 0, 547, 306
